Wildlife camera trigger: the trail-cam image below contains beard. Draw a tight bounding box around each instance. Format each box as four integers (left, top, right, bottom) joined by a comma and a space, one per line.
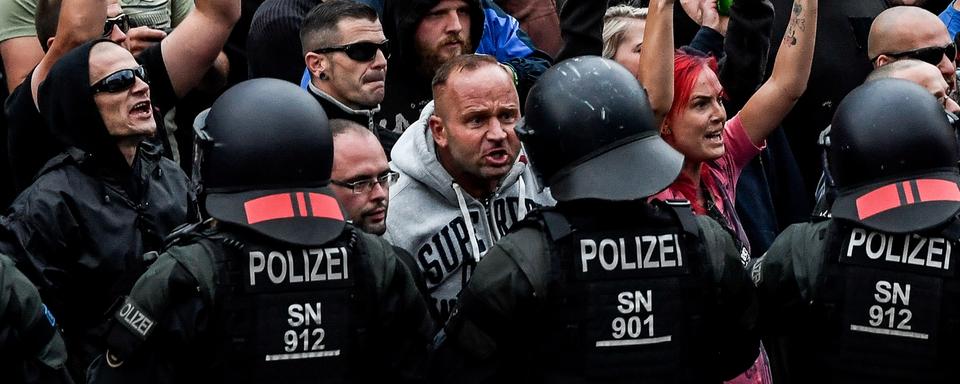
417, 34, 473, 78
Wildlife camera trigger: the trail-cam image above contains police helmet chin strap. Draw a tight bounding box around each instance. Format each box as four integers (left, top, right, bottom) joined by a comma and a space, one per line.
192, 108, 214, 222
819, 125, 835, 188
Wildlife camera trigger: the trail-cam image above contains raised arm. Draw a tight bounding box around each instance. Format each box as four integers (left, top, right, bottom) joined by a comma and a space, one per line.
637, 0, 675, 126
738, 0, 816, 146
31, 0, 106, 104
159, 0, 239, 98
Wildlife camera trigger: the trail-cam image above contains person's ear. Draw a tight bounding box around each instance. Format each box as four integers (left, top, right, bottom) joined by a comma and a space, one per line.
875, 54, 893, 68
305, 52, 328, 80
429, 115, 447, 148
46, 37, 55, 51
660, 119, 672, 136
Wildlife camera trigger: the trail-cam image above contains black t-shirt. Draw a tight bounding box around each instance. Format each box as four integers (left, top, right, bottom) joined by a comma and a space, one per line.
4, 43, 177, 197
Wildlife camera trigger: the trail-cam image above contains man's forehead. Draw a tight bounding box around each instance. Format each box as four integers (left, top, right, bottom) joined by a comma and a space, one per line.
89, 43, 135, 79
429, 0, 470, 12
445, 71, 517, 109
336, 17, 384, 40
106, 0, 122, 17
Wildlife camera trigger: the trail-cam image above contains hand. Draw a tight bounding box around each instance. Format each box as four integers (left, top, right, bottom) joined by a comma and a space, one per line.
123, 26, 167, 57
680, 0, 730, 36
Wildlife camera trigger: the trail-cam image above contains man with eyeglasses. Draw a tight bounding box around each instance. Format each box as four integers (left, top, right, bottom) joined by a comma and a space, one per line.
300, 0, 399, 156
330, 119, 396, 236
3, 0, 239, 202
868, 6, 957, 89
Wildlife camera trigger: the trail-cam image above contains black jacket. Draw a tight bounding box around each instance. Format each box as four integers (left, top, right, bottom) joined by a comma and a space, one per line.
379, 0, 551, 134
307, 84, 400, 158
0, 40, 192, 378
90, 223, 435, 383
5, 42, 178, 200
0, 254, 73, 384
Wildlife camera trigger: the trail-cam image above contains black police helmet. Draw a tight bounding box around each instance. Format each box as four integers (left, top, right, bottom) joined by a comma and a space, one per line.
516, 56, 683, 201
830, 78, 960, 233
193, 78, 346, 246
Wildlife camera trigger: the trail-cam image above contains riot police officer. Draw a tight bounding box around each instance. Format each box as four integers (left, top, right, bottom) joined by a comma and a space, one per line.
0, 254, 72, 383
751, 79, 960, 383
433, 56, 759, 383
88, 78, 435, 383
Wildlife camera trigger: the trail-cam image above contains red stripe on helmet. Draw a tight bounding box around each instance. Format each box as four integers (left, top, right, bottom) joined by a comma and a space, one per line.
856, 179, 960, 220
296, 192, 308, 217
916, 179, 960, 203
244, 194, 295, 224
308, 192, 344, 220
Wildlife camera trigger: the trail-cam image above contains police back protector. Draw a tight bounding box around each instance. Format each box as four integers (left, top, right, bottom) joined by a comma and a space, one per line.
204, 226, 370, 383
807, 219, 960, 383
528, 201, 717, 383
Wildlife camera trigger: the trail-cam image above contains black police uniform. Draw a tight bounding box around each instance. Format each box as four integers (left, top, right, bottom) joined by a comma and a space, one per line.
751, 79, 960, 384
89, 79, 434, 384
435, 57, 760, 383
0, 254, 73, 384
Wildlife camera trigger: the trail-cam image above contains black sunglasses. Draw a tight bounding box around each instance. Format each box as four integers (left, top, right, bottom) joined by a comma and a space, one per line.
884, 43, 957, 66
312, 40, 390, 62
103, 13, 130, 37
91, 65, 149, 94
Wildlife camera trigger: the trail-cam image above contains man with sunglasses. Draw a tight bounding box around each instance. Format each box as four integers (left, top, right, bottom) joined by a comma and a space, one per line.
300, 1, 399, 156
4, 0, 239, 202
869, 6, 957, 89
0, 39, 194, 381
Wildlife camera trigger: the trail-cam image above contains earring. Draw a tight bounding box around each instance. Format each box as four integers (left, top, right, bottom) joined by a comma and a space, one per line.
318, 72, 328, 80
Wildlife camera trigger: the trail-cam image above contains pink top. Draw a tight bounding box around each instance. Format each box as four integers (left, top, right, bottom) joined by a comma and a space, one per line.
652, 113, 764, 225
652, 114, 772, 384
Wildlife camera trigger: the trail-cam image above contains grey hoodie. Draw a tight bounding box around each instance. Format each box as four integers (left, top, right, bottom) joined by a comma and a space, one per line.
385, 101, 554, 321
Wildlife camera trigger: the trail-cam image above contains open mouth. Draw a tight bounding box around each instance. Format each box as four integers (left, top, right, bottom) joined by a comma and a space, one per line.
130, 101, 152, 118
484, 149, 510, 165
704, 130, 722, 144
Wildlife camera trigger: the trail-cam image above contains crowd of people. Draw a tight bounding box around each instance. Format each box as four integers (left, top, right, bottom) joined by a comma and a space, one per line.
1, 0, 960, 382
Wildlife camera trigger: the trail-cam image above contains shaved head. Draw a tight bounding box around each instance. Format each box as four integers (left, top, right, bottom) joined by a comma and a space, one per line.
868, 6, 955, 88
868, 7, 950, 60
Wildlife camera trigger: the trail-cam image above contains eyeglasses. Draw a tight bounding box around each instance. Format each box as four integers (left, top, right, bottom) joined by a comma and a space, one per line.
91, 65, 149, 94
883, 43, 957, 66
331, 171, 399, 194
103, 14, 130, 37
312, 40, 390, 62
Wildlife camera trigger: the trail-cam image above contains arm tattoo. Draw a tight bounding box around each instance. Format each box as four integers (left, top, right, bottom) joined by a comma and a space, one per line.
784, 1, 805, 46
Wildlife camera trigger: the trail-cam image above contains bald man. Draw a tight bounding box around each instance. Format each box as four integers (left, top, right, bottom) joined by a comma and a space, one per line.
865, 59, 960, 113
868, 6, 956, 88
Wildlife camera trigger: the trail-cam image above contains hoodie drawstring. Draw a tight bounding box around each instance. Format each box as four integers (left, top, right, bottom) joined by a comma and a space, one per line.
453, 183, 482, 263
517, 175, 528, 220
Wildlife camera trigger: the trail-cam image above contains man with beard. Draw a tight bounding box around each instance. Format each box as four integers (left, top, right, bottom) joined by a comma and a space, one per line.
385, 54, 553, 322
379, 0, 551, 134
300, 1, 398, 155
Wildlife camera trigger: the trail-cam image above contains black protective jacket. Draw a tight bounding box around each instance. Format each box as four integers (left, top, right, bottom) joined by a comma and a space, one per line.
0, 40, 192, 378
751, 218, 960, 383
0, 254, 73, 384
90, 222, 435, 383
436, 201, 759, 383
